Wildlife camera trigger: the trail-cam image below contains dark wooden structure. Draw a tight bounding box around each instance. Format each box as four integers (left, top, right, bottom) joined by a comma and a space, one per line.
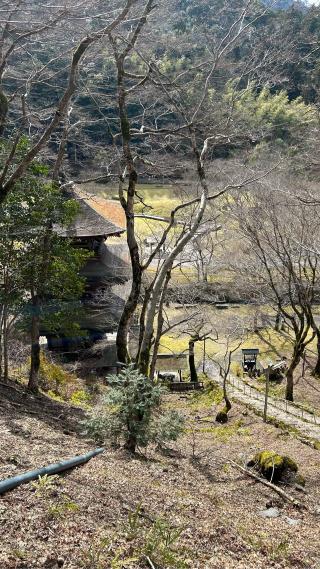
155, 353, 204, 392
44, 186, 130, 359
242, 348, 260, 376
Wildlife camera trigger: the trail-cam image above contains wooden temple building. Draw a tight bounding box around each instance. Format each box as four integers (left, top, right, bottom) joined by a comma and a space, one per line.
44, 186, 130, 360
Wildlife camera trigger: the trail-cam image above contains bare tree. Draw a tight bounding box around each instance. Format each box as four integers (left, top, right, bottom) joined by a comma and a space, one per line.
206, 320, 244, 422
236, 184, 320, 400
0, 0, 138, 200
105, 0, 274, 374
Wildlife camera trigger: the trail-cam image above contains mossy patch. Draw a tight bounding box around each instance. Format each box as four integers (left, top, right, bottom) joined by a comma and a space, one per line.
194, 419, 251, 441
188, 380, 224, 410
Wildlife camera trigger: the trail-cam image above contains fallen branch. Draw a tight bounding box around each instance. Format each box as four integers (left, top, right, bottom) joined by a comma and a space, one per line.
228, 460, 302, 508
145, 556, 156, 569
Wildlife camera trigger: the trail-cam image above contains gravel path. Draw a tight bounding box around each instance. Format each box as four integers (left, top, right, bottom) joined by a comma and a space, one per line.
208, 364, 320, 443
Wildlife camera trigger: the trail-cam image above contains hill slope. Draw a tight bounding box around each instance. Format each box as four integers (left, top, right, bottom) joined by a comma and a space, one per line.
0, 383, 320, 568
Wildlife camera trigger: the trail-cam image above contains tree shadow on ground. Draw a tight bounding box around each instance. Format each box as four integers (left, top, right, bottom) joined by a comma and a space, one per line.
0, 380, 85, 437
190, 456, 243, 485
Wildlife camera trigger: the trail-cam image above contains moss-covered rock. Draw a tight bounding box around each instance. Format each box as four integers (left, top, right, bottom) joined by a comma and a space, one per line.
248, 450, 298, 482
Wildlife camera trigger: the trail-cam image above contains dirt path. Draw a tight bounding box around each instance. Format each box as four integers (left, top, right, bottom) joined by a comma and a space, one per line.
208, 364, 320, 443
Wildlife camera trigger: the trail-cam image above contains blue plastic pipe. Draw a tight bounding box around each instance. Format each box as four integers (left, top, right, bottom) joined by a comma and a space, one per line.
0, 447, 105, 495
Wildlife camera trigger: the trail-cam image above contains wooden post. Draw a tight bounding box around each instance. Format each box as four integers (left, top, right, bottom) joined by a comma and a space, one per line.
263, 365, 271, 423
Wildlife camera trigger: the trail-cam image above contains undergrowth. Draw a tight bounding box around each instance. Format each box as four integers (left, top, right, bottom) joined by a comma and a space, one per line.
38, 353, 93, 407
79, 504, 192, 569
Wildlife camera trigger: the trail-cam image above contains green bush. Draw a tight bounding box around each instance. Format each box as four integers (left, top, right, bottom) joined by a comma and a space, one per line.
85, 366, 185, 452
150, 410, 185, 448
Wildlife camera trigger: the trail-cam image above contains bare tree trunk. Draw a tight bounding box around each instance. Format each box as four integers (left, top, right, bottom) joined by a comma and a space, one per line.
149, 269, 172, 381
124, 402, 145, 453
138, 146, 209, 376
135, 284, 154, 364
312, 330, 320, 377
189, 339, 198, 383
28, 296, 40, 393
3, 306, 8, 381
0, 90, 8, 135
222, 372, 232, 413
274, 310, 282, 332
138, 336, 152, 377
216, 360, 233, 423
285, 354, 300, 402
124, 432, 137, 454
110, 1, 156, 365
216, 370, 232, 423
285, 366, 294, 402
200, 249, 208, 283
116, 255, 141, 364
111, 5, 153, 363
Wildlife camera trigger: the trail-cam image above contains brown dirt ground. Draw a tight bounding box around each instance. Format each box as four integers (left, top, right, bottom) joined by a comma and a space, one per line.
0, 382, 320, 569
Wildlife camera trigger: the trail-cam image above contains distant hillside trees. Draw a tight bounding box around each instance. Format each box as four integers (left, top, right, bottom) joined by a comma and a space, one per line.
1, 0, 318, 181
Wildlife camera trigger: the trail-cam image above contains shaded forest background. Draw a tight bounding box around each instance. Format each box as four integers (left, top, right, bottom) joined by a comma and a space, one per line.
3, 0, 320, 178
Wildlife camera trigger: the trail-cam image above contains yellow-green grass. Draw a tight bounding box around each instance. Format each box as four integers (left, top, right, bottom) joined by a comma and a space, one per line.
158, 323, 306, 373
145, 266, 198, 284
135, 218, 167, 239
145, 266, 236, 285
158, 334, 189, 356
158, 333, 221, 360
87, 182, 180, 214
134, 196, 181, 217
84, 182, 196, 240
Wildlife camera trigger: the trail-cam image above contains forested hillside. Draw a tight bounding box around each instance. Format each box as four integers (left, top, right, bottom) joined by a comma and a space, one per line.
1, 1, 320, 568
2, 0, 320, 175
